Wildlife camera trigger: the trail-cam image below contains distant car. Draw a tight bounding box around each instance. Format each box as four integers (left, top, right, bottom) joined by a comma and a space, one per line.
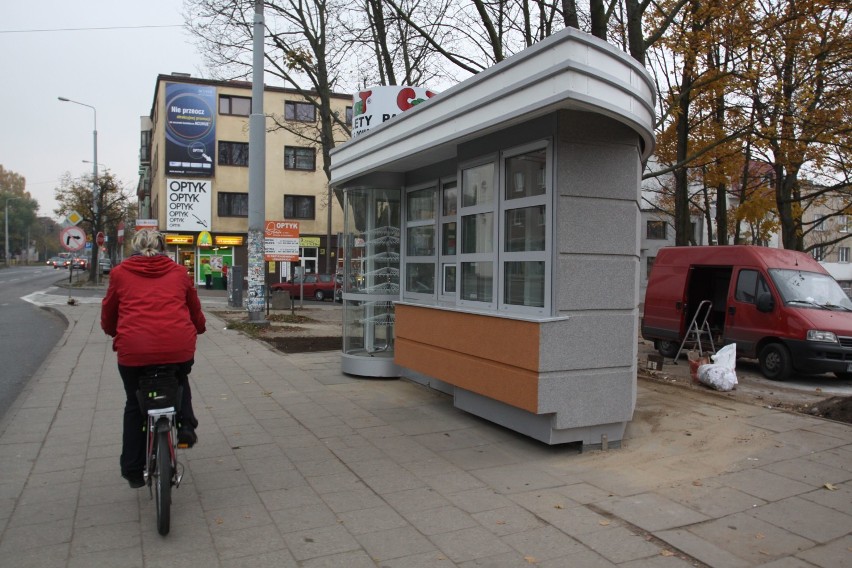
270, 274, 335, 301
99, 258, 112, 274
65, 257, 87, 270
47, 256, 63, 268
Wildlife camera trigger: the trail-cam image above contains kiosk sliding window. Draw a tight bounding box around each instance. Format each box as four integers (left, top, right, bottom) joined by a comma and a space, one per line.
404, 185, 437, 298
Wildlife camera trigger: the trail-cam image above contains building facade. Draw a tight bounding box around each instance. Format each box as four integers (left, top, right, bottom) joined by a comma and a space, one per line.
137, 74, 351, 288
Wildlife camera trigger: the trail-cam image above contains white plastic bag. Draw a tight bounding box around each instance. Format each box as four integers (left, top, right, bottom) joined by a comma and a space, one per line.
711, 343, 737, 371
697, 364, 737, 391
697, 344, 738, 391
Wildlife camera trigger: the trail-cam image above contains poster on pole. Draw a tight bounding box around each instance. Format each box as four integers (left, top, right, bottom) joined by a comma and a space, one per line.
264, 221, 300, 261
166, 179, 212, 232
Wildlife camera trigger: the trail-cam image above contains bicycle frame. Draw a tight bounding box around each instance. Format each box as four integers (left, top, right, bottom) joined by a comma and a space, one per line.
144, 406, 182, 490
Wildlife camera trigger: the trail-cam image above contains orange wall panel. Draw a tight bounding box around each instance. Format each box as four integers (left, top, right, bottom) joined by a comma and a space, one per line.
395, 305, 541, 413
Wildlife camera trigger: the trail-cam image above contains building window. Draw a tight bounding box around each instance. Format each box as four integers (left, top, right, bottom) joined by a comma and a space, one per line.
814, 216, 826, 231
218, 192, 249, 217
459, 160, 496, 306
284, 146, 316, 171
405, 184, 437, 297
345, 106, 353, 125
647, 220, 667, 240
646, 256, 655, 278
838, 215, 848, 233
218, 141, 249, 166
502, 146, 547, 309
440, 180, 458, 298
284, 195, 315, 219
219, 95, 251, 116
812, 246, 825, 261
285, 101, 315, 122
839, 247, 850, 263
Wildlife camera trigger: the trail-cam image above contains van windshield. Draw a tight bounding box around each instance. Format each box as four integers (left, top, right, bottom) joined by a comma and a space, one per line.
768, 269, 852, 311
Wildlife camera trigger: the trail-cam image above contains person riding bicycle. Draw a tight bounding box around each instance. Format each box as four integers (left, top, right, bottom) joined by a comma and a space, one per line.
101, 230, 206, 488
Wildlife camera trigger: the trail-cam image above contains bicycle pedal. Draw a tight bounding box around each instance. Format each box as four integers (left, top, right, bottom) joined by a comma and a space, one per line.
176, 442, 191, 449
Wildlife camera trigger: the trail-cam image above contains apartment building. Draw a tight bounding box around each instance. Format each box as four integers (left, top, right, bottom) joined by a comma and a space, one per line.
137, 73, 351, 288
805, 195, 852, 295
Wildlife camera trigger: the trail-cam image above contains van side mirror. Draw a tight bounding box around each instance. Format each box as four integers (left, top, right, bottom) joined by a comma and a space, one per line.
756, 292, 774, 313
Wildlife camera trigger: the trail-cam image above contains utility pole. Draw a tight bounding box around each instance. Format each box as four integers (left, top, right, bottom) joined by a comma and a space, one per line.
246, 0, 267, 323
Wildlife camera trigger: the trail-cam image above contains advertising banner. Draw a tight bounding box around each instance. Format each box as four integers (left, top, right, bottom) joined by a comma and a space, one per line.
264, 221, 300, 261
165, 82, 216, 176
351, 85, 437, 138
166, 179, 212, 232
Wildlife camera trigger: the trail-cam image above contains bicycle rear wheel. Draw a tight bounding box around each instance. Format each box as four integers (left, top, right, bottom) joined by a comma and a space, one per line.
155, 429, 172, 535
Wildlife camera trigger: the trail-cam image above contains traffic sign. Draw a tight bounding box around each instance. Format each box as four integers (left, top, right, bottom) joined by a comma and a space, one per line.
65, 211, 83, 226
96, 232, 105, 246
60, 226, 86, 252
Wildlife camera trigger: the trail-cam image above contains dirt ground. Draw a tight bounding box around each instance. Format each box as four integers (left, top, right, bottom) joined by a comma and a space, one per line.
636, 338, 852, 424
212, 308, 852, 425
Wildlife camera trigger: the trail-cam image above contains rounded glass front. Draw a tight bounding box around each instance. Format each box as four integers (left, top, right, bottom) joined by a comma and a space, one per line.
341, 188, 401, 366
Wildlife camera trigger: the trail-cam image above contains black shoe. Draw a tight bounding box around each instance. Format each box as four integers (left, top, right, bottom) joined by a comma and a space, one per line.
123, 471, 145, 489
178, 426, 197, 448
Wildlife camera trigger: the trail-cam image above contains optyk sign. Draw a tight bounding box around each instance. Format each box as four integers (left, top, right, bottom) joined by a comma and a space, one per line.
166, 179, 211, 232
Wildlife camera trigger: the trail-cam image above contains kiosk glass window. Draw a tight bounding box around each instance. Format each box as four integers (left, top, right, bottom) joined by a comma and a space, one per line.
404, 185, 437, 297
499, 143, 550, 312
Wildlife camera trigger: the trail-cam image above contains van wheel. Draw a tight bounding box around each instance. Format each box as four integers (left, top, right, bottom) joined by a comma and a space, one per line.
657, 340, 680, 358
759, 343, 792, 381
314, 290, 326, 301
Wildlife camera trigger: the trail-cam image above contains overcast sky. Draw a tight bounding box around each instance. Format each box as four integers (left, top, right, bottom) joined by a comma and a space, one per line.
1, 0, 204, 220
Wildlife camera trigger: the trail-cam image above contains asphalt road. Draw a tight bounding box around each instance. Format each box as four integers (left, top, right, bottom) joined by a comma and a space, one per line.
0, 265, 71, 421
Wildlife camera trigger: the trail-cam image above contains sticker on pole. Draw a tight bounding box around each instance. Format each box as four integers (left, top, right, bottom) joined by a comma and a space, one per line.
60, 226, 86, 252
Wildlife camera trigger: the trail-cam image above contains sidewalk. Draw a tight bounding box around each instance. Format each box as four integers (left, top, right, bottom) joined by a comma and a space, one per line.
0, 296, 849, 567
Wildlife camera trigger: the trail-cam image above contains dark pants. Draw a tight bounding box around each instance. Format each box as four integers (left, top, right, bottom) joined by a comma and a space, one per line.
205, 274, 212, 289
118, 360, 197, 476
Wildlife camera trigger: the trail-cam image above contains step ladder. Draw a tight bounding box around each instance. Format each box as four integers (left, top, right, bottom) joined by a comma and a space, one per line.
674, 300, 716, 362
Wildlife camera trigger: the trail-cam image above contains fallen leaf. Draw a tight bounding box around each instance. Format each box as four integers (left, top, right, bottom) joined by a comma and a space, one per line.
692, 480, 703, 486
496, 520, 507, 525
755, 533, 765, 540
554, 504, 564, 509
599, 520, 611, 526
824, 483, 838, 491
215, 517, 224, 525
661, 550, 674, 557
524, 556, 538, 564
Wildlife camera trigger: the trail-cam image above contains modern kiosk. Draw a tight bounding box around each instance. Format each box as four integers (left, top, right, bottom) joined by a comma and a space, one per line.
332, 28, 655, 448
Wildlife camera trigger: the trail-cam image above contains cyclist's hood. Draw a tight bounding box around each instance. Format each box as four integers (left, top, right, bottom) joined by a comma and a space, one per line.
119, 253, 183, 278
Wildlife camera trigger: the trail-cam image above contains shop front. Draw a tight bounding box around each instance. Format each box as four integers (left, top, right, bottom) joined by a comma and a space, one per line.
164, 231, 245, 290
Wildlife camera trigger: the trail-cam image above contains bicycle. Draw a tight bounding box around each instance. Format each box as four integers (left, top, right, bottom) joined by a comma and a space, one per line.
137, 365, 186, 535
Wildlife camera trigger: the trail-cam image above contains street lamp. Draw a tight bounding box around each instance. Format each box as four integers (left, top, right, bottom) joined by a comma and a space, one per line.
59, 96, 99, 284
5, 196, 19, 266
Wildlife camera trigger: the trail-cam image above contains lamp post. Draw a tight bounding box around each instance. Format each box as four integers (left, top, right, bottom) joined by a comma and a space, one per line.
59, 97, 99, 284
4, 196, 19, 267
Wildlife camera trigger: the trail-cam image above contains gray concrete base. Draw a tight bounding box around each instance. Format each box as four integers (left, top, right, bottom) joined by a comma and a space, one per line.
341, 352, 400, 377
403, 370, 628, 448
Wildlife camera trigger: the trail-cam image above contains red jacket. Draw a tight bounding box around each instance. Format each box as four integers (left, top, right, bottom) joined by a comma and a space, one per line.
101, 254, 206, 366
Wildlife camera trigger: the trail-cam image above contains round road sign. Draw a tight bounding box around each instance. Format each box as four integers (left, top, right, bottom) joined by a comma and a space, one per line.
96, 232, 105, 246
60, 226, 87, 252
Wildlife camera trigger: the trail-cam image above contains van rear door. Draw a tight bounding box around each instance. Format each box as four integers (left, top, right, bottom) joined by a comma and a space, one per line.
723, 268, 780, 358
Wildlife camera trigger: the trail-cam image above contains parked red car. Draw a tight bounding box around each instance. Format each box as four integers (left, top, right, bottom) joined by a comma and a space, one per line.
270, 274, 336, 301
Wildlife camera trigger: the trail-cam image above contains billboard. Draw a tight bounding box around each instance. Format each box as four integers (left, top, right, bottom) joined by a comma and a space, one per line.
165, 83, 216, 176
166, 179, 212, 232
351, 86, 437, 138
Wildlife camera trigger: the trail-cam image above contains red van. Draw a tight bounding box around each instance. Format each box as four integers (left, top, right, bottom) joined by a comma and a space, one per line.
642, 246, 852, 380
